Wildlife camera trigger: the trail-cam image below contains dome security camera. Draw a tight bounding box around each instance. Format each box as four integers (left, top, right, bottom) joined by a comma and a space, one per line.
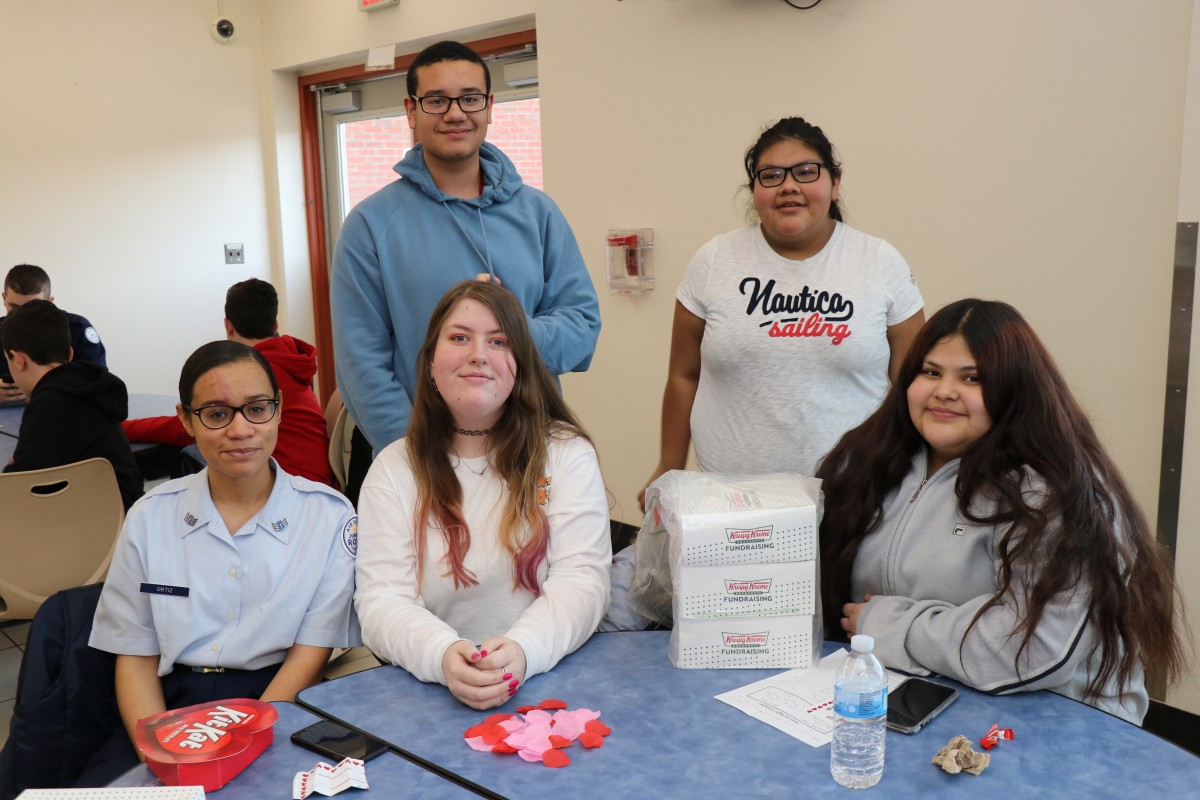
210, 18, 235, 43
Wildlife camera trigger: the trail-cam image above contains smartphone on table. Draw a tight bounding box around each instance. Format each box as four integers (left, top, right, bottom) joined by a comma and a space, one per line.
886, 677, 959, 734
291, 719, 389, 761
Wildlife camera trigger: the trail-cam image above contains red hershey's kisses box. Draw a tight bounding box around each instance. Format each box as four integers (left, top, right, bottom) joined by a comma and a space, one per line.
135, 698, 278, 791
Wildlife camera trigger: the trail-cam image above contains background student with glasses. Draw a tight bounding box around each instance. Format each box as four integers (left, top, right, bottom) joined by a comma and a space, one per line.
330, 40, 600, 506
82, 341, 359, 785
640, 117, 926, 509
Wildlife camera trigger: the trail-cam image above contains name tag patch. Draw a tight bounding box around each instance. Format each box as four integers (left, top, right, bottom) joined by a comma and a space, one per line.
141, 582, 190, 597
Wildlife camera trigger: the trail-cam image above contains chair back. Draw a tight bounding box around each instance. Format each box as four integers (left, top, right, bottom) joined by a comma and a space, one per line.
0, 458, 125, 621
1143, 698, 1200, 756
327, 402, 355, 491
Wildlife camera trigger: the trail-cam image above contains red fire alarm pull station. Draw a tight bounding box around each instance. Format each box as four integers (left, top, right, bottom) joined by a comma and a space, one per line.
606, 229, 654, 296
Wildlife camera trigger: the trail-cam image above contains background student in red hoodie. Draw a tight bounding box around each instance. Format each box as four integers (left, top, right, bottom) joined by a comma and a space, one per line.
123, 279, 334, 487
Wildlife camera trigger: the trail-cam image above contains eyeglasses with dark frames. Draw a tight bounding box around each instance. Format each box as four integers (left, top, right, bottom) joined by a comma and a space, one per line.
183, 398, 280, 430
410, 94, 490, 115
755, 162, 825, 187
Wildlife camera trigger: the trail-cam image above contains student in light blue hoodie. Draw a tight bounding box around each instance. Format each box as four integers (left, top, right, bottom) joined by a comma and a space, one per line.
331, 41, 600, 489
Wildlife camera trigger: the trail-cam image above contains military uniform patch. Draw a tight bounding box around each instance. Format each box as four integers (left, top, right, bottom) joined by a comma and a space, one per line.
342, 515, 359, 558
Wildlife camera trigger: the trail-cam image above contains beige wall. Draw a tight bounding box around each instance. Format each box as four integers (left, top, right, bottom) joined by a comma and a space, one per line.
0, 0, 274, 391
2, 0, 1196, 709
538, 0, 1189, 523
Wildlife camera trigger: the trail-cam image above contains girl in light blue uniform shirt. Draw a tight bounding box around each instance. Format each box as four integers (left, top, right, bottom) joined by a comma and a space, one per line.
82, 341, 359, 784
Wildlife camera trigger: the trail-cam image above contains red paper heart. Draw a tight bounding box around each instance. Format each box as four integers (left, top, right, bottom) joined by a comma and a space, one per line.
465, 713, 513, 739
579, 732, 605, 749
542, 748, 571, 768
482, 725, 509, 745
491, 742, 518, 754
548, 734, 573, 749
584, 720, 612, 736
539, 699, 569, 709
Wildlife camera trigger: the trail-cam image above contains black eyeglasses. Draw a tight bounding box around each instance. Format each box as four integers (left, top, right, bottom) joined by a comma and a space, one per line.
410, 94, 490, 114
755, 162, 825, 187
184, 399, 279, 430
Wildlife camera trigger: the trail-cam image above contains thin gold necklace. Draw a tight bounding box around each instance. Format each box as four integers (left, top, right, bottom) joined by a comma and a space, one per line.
455, 455, 488, 477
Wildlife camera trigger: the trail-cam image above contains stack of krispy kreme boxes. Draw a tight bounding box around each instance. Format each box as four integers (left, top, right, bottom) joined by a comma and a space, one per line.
647, 470, 821, 669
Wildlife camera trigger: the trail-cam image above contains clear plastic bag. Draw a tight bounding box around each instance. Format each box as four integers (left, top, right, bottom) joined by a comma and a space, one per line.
627, 470, 825, 667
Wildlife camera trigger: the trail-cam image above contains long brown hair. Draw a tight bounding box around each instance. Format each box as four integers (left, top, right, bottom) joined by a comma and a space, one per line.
407, 281, 592, 594
817, 299, 1184, 699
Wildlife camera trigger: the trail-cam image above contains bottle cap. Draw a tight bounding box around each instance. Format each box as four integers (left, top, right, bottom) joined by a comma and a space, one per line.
850, 634, 874, 653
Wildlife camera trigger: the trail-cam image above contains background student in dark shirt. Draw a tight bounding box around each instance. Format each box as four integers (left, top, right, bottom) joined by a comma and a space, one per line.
1, 263, 106, 403
2, 299, 141, 510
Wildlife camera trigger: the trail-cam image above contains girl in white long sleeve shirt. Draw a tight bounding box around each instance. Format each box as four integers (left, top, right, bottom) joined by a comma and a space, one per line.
356, 434, 610, 683
353, 280, 610, 709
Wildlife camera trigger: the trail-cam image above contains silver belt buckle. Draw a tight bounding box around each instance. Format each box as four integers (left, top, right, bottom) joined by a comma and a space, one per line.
190, 666, 225, 674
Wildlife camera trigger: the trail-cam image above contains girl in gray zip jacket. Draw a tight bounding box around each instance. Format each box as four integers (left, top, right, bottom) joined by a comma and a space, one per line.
817, 299, 1183, 725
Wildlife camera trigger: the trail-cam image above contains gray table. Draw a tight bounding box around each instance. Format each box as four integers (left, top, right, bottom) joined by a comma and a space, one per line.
298, 631, 1200, 799
0, 393, 177, 464
110, 700, 480, 797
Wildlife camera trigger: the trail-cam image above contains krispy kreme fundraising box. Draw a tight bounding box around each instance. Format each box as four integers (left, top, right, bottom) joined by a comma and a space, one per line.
669, 615, 815, 669
637, 471, 823, 668
650, 471, 818, 567
674, 560, 816, 619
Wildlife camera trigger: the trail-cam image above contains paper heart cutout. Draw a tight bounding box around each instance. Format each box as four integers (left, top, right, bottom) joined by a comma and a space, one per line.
463, 699, 612, 769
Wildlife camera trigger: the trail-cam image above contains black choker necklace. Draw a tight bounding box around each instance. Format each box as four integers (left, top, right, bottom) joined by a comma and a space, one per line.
454, 426, 493, 437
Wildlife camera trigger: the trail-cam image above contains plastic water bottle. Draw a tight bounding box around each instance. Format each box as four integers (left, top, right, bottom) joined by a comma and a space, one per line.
831, 634, 887, 788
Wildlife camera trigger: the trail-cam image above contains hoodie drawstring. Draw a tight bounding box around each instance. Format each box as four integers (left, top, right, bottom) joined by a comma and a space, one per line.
441, 199, 495, 279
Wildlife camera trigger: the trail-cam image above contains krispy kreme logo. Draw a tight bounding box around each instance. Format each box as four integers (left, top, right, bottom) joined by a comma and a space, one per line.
723, 632, 768, 646
726, 526, 772, 543
725, 579, 771, 594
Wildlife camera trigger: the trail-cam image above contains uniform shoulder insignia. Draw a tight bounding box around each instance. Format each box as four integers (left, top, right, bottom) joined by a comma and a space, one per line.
84, 326, 101, 344
341, 516, 358, 558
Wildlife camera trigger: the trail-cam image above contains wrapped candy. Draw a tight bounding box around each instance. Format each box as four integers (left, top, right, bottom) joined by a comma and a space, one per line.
979, 723, 1015, 751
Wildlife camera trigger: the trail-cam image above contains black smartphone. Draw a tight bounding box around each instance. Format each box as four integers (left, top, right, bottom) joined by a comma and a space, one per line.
291, 720, 389, 761
886, 678, 959, 734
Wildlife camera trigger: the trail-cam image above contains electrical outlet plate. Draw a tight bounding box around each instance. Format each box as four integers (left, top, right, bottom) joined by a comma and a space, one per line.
224, 244, 244, 265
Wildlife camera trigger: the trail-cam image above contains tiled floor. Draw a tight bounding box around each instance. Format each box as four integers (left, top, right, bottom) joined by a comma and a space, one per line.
0, 622, 29, 749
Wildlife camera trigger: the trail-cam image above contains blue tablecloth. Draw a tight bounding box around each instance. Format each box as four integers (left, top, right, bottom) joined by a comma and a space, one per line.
298, 631, 1199, 799
110, 701, 477, 798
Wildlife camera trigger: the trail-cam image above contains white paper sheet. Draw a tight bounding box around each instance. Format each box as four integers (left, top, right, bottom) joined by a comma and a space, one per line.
714, 649, 908, 747
17, 788, 205, 799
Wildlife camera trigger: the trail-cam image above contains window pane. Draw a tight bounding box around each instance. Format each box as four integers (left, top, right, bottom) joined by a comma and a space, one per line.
338, 97, 543, 218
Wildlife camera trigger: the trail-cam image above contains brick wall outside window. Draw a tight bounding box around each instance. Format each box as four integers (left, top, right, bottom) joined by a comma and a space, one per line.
340, 98, 542, 214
